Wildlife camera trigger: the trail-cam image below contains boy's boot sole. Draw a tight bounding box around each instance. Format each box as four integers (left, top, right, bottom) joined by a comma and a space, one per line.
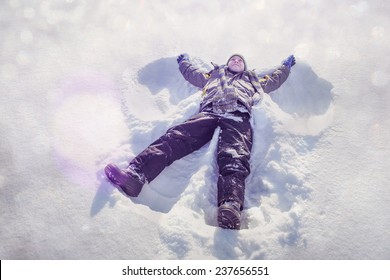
217, 204, 241, 230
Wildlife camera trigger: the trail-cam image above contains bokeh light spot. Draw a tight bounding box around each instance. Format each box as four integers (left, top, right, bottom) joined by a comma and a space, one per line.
50, 72, 130, 187
1, 64, 17, 80
23, 7, 35, 19
20, 30, 34, 44
371, 71, 389, 87
371, 26, 385, 40
294, 43, 311, 59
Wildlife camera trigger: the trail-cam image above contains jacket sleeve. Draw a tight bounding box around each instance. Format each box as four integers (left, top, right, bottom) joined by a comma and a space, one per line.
259, 65, 290, 93
179, 60, 209, 88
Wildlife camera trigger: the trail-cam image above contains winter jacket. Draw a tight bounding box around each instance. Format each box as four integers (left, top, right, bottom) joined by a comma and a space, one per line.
179, 60, 290, 114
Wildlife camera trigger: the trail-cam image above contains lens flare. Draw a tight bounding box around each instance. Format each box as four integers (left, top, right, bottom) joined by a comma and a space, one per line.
52, 72, 129, 187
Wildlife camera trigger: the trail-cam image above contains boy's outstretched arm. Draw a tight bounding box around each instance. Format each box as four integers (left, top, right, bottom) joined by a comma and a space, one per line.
178, 53, 209, 89
260, 55, 296, 93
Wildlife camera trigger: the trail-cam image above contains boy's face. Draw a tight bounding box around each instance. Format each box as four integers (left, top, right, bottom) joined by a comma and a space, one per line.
228, 56, 245, 73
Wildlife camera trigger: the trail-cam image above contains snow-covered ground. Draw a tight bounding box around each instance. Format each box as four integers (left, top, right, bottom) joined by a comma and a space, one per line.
1, 0, 390, 259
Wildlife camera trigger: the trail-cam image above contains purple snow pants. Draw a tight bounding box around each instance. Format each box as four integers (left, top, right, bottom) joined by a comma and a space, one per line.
130, 110, 253, 210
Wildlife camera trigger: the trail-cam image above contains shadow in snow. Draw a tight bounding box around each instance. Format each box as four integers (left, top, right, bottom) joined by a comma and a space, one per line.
137, 56, 209, 105
90, 170, 117, 217
137, 58, 179, 95
271, 63, 334, 117
212, 229, 240, 259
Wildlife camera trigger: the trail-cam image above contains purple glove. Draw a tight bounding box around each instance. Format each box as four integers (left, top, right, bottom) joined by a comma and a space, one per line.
282, 55, 296, 69
177, 53, 189, 64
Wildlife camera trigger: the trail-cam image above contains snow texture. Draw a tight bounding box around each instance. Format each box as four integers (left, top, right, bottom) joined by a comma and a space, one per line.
1, 0, 390, 260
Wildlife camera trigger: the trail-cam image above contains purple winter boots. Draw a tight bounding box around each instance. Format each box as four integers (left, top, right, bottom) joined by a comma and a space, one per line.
105, 163, 241, 230
104, 163, 146, 197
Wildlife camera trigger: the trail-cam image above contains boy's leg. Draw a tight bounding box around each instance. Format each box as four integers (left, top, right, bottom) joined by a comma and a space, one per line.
216, 113, 253, 229
130, 112, 219, 183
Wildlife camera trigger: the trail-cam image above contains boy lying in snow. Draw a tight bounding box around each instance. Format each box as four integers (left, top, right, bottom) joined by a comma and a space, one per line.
105, 53, 295, 230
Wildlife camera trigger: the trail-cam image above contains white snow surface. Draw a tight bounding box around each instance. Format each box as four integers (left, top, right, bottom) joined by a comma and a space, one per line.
1, 0, 390, 260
